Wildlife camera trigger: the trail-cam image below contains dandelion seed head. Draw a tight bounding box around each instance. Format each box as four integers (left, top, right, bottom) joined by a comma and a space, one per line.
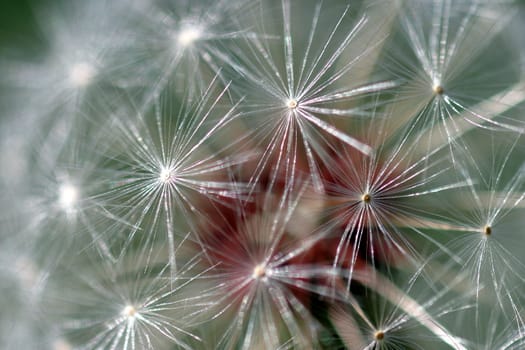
58, 183, 78, 211
361, 193, 371, 203
483, 225, 492, 236
177, 26, 202, 46
68, 62, 95, 87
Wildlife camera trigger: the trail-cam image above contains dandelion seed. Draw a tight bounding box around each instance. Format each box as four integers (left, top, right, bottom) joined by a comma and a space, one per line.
102, 76, 247, 271
48, 244, 210, 350
0, 0, 124, 116
320, 116, 467, 284
332, 267, 471, 350
3, 116, 122, 265
198, 184, 328, 349
428, 137, 525, 326
115, 0, 256, 102
384, 0, 525, 160
218, 0, 397, 191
